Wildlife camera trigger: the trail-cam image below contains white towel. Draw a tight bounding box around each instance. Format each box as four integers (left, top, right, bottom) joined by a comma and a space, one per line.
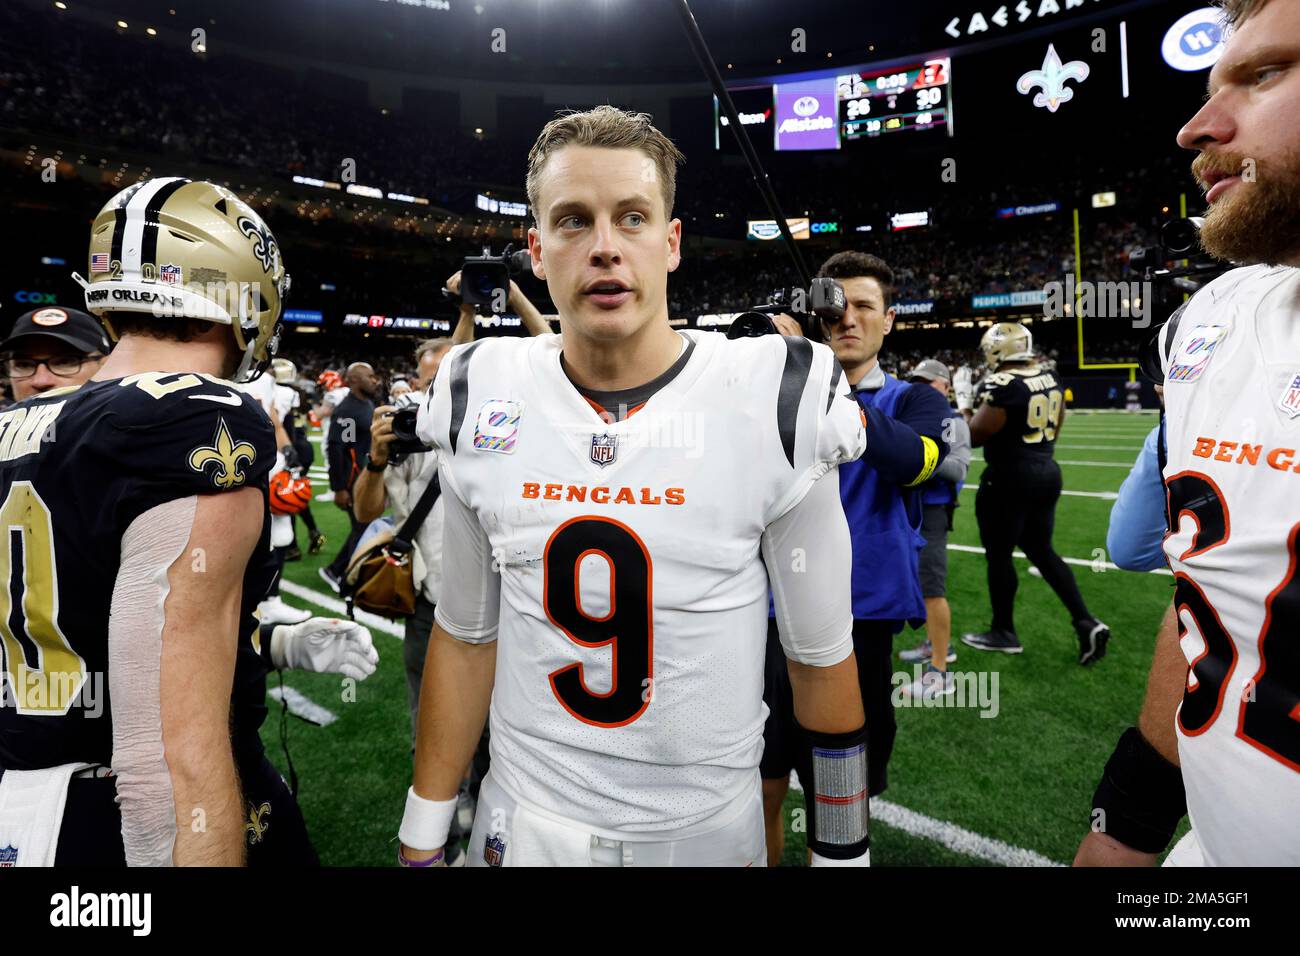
0, 762, 91, 866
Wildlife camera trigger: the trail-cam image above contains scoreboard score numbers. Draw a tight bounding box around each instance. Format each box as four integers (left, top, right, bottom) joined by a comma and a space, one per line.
716, 56, 953, 151
839, 58, 952, 140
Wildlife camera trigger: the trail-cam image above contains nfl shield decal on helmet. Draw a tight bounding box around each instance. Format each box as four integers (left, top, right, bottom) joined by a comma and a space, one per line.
1280, 372, 1300, 419
484, 833, 506, 867
159, 263, 183, 286
590, 433, 618, 467
0, 845, 17, 867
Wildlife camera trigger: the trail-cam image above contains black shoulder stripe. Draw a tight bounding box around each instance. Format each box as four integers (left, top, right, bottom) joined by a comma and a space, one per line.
826, 359, 843, 413
447, 340, 486, 454
140, 178, 191, 269
777, 336, 814, 468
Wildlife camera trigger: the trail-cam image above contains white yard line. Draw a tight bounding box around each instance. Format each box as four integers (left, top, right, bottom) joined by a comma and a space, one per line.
786, 774, 1062, 866
1056, 444, 1143, 452
959, 486, 1116, 500
279, 579, 406, 639
266, 685, 338, 726
947, 542, 1172, 575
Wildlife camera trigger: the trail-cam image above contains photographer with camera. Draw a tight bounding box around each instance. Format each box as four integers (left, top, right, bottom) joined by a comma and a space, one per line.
760, 252, 952, 865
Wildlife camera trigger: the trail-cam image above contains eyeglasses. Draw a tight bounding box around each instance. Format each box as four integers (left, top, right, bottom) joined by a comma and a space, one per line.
6, 355, 96, 379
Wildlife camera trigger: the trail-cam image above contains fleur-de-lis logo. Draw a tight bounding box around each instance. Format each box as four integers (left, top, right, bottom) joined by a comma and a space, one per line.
189, 418, 256, 489
245, 801, 271, 846
1016, 44, 1090, 113
238, 214, 280, 275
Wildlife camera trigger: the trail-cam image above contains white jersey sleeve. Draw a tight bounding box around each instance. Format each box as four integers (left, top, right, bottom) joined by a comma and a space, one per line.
763, 468, 854, 667
419, 342, 501, 643
431, 471, 500, 644
757, 337, 865, 525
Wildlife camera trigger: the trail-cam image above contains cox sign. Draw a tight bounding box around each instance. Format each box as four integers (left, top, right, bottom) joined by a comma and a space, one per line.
810, 221, 839, 234
15, 291, 57, 304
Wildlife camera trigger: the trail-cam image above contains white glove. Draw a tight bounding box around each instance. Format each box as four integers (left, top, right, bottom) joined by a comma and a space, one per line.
271, 617, 379, 680
952, 366, 975, 412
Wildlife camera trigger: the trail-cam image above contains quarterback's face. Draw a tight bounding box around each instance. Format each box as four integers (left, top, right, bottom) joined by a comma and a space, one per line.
1177, 1, 1300, 265
826, 276, 895, 375
528, 145, 681, 343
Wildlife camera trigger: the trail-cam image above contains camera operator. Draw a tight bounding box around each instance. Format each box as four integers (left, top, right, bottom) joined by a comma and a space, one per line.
353, 339, 454, 741
760, 252, 952, 865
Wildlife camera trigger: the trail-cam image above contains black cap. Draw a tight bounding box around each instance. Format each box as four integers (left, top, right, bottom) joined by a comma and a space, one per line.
1, 306, 111, 355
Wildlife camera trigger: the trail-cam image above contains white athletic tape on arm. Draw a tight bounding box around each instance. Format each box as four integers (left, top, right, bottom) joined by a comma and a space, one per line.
109, 496, 197, 867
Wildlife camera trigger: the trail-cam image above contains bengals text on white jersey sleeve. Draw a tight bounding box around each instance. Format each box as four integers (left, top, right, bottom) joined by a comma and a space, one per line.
1160, 264, 1300, 865
414, 330, 863, 839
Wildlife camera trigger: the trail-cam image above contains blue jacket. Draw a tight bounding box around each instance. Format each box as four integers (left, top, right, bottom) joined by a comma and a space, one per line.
841, 370, 950, 627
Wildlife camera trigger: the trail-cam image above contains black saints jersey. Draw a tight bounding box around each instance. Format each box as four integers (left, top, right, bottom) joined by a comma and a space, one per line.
0, 372, 276, 772
976, 365, 1066, 471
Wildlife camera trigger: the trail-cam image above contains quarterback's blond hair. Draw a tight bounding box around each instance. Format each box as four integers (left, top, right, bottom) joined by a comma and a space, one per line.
526, 106, 685, 221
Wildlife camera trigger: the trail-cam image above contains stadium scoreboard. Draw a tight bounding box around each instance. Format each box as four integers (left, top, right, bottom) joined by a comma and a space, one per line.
716, 56, 952, 151
839, 58, 951, 140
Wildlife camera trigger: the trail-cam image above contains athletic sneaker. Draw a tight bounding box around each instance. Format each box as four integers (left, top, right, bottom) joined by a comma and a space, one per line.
1075, 617, 1111, 666
899, 638, 957, 665
900, 664, 955, 700
318, 566, 342, 593
961, 628, 1023, 654
258, 595, 311, 626
309, 530, 327, 555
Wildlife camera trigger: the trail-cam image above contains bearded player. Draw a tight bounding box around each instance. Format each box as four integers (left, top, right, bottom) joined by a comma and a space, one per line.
1077, 0, 1299, 866
398, 107, 869, 867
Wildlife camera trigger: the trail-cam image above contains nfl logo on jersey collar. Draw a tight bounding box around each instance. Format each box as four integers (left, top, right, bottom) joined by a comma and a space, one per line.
590, 433, 618, 467
0, 845, 16, 867
484, 833, 506, 867
1281, 372, 1300, 419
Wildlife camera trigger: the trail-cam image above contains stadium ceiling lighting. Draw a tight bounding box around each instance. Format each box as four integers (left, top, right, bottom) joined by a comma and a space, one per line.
146, 26, 157, 35
195, 43, 206, 52
116, 20, 128, 28
54, 2, 67, 9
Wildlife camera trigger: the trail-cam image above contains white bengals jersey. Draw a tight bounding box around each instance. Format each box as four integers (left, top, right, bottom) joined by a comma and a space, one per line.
417, 330, 864, 838
1159, 264, 1300, 865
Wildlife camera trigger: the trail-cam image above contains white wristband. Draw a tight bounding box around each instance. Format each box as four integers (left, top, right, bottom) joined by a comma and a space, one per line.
398, 787, 458, 851
810, 849, 871, 867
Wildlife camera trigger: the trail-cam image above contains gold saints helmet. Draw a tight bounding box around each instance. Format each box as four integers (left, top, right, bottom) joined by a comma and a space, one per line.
271, 357, 298, 384
75, 177, 290, 382
979, 322, 1034, 370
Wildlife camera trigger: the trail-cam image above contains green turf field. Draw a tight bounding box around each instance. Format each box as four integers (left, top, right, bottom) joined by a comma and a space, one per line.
265, 410, 1180, 866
